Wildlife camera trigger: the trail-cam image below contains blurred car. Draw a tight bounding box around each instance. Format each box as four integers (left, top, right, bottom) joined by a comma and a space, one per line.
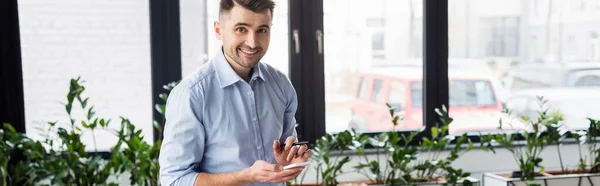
348, 66, 524, 134
502, 61, 600, 91
504, 87, 600, 130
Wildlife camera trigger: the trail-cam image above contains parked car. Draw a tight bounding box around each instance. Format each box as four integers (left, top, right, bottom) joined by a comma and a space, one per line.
504, 87, 600, 130
502, 61, 600, 91
348, 67, 524, 134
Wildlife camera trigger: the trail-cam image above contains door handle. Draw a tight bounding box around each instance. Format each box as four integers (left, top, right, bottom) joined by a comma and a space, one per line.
293, 29, 300, 54
316, 29, 323, 55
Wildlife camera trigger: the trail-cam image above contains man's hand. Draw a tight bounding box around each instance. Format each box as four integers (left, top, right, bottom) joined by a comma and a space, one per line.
273, 136, 312, 166
244, 160, 304, 183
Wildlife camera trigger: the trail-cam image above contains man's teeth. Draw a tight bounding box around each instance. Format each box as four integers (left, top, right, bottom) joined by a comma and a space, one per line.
240, 49, 258, 54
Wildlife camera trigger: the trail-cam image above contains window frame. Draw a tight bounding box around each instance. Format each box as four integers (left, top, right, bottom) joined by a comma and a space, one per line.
290, 0, 449, 145
7, 0, 578, 159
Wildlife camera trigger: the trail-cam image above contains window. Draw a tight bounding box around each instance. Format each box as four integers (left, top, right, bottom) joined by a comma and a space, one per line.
592, 32, 600, 61
356, 76, 370, 100
371, 32, 386, 59
324, 0, 423, 133
410, 82, 423, 108
450, 0, 600, 135
481, 17, 520, 57
367, 18, 386, 60
411, 80, 498, 108
370, 79, 385, 103
19, 0, 153, 151
180, 0, 209, 77
388, 81, 407, 111
449, 80, 497, 107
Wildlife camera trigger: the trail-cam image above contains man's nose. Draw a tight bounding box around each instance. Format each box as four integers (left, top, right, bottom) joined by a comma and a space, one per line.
245, 33, 258, 48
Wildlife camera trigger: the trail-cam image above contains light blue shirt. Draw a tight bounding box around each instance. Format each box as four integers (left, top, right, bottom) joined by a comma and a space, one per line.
159, 48, 298, 186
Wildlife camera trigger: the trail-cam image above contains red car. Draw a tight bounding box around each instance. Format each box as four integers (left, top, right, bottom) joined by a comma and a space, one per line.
348, 68, 525, 134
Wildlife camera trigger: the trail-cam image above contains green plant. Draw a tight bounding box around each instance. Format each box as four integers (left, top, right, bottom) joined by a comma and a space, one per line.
350, 104, 418, 185
351, 105, 478, 186
414, 106, 474, 186
572, 118, 600, 173
484, 96, 559, 181
107, 118, 162, 186
26, 76, 117, 186
107, 81, 178, 186
1, 123, 38, 186
312, 131, 353, 186
543, 111, 568, 174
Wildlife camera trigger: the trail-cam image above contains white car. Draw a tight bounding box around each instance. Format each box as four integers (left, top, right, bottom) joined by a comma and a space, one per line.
504, 87, 600, 130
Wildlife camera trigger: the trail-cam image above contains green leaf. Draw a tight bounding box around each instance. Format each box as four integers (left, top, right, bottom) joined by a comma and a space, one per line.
467, 141, 474, 151
90, 118, 98, 128
81, 97, 89, 108
100, 119, 106, 128
392, 116, 400, 126
87, 106, 96, 120
3, 123, 16, 133
155, 104, 166, 115
159, 93, 168, 102
153, 121, 163, 133
82, 121, 89, 128
431, 126, 438, 138
65, 103, 73, 114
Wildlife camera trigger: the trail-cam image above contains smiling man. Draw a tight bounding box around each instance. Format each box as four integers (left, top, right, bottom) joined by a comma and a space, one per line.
158, 0, 311, 186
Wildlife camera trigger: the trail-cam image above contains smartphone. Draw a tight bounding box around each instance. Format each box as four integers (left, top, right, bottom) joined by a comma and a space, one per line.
283, 162, 310, 170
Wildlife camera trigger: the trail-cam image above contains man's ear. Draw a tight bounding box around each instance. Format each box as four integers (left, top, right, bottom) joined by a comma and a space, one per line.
214, 20, 222, 40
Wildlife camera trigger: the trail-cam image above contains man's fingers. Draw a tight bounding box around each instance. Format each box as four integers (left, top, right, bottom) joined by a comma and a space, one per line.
287, 146, 298, 161
259, 161, 282, 172
284, 136, 295, 150
302, 149, 312, 159
296, 144, 308, 157
273, 140, 281, 156
265, 164, 282, 172
274, 164, 283, 171
272, 169, 303, 183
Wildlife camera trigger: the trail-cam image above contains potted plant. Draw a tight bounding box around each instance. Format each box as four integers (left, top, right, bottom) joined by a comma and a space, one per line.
482, 96, 600, 186
1, 78, 185, 186
106, 81, 178, 186
349, 105, 481, 186
1, 123, 39, 186
16, 77, 120, 186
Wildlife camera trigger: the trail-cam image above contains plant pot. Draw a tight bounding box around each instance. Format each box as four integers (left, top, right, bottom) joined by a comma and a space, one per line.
404, 177, 480, 186
483, 171, 600, 186
292, 177, 480, 186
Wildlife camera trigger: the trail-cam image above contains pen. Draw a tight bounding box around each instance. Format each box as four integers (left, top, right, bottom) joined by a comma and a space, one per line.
280, 141, 309, 148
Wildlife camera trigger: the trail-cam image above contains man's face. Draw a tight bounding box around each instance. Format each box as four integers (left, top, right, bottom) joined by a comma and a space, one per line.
215, 5, 272, 70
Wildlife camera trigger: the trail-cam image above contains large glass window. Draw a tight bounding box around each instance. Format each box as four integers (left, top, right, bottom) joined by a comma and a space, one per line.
180, 0, 210, 77
19, 0, 153, 151
449, 0, 600, 134
325, 0, 424, 133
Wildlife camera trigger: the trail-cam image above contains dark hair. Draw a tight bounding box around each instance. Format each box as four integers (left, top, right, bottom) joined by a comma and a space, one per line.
219, 0, 275, 18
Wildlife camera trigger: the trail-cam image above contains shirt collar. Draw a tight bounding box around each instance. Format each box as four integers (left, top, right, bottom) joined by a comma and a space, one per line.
213, 47, 265, 88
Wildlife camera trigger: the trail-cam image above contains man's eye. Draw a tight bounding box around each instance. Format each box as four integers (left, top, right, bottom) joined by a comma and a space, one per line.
258, 29, 268, 33
236, 28, 246, 32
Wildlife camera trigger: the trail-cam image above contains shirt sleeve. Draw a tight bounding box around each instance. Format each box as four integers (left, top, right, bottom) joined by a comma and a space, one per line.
159, 83, 205, 186
280, 77, 299, 142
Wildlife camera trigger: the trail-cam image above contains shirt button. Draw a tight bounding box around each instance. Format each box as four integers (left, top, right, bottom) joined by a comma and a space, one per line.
257, 146, 262, 150
247, 91, 252, 96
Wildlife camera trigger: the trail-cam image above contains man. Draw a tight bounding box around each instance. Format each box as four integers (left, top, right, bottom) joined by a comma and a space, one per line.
158, 0, 311, 185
